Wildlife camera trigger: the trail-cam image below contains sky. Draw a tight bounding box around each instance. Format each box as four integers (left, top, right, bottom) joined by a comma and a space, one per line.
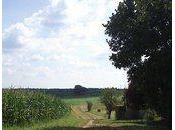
2, 0, 128, 89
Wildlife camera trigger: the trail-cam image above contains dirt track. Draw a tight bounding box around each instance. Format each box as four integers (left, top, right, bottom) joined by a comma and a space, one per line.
71, 105, 104, 128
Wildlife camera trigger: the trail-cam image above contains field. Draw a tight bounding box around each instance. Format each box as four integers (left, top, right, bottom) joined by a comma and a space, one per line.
3, 95, 169, 130
2, 89, 70, 128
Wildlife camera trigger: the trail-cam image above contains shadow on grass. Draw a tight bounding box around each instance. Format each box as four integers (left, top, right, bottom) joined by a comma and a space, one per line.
41, 125, 166, 130
114, 120, 145, 124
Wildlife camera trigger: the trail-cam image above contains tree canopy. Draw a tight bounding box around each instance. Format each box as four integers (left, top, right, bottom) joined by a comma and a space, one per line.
74, 85, 88, 96
100, 88, 118, 119
104, 0, 171, 121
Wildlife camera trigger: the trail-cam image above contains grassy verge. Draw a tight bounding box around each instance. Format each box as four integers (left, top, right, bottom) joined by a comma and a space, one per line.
3, 111, 87, 130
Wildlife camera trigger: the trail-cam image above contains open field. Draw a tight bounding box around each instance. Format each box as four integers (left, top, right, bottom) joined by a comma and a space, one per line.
63, 97, 99, 106
3, 96, 169, 130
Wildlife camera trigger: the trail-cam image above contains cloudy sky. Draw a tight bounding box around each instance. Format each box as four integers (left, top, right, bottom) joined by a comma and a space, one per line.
2, 0, 128, 88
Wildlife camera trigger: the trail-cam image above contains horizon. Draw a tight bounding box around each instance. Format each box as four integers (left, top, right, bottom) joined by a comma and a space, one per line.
2, 86, 126, 89
2, 84, 127, 89
2, 0, 128, 88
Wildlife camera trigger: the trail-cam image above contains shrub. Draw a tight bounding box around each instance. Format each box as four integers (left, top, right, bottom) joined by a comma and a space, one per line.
86, 101, 93, 112
143, 109, 157, 124
2, 89, 70, 126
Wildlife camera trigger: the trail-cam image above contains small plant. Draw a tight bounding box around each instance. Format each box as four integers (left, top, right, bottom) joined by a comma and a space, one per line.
143, 108, 157, 124
86, 101, 93, 112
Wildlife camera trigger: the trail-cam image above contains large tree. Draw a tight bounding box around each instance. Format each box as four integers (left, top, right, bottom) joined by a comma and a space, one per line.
103, 0, 171, 121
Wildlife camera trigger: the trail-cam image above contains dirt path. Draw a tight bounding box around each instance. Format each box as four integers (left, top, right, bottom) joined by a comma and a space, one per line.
83, 120, 94, 128
71, 105, 104, 128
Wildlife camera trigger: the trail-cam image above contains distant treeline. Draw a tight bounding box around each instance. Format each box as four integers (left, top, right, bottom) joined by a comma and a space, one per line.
26, 88, 101, 98
3, 85, 125, 98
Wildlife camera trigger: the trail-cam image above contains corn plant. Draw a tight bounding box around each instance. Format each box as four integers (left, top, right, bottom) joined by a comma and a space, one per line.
2, 89, 70, 126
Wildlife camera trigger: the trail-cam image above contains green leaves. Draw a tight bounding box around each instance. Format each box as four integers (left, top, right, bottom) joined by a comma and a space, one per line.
104, 0, 171, 69
104, 0, 171, 121
2, 89, 70, 126
100, 88, 124, 110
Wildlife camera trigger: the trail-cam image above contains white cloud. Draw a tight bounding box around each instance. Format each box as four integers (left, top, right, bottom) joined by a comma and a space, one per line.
69, 59, 97, 68
31, 54, 45, 61
3, 0, 127, 88
47, 54, 61, 61
6, 68, 15, 75
49, 0, 61, 7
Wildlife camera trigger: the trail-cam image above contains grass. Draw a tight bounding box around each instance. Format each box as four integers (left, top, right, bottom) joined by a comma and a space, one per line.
3, 96, 170, 130
63, 97, 99, 106
39, 126, 166, 130
3, 110, 87, 130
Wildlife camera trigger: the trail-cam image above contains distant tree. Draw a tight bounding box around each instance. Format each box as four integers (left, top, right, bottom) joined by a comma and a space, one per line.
74, 85, 88, 96
86, 101, 93, 112
100, 88, 117, 119
103, 0, 171, 122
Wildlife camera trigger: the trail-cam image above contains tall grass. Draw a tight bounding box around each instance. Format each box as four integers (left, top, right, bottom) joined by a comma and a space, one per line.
2, 89, 70, 126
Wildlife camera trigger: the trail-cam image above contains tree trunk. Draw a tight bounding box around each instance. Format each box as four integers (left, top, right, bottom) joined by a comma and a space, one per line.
108, 111, 111, 119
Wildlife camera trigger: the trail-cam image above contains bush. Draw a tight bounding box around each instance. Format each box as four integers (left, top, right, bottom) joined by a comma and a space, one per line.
2, 89, 70, 126
143, 109, 157, 124
86, 101, 93, 112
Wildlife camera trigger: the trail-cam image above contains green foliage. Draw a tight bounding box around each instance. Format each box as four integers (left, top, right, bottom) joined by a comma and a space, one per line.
86, 101, 93, 112
104, 0, 171, 121
3, 96, 168, 130
100, 88, 123, 119
115, 106, 126, 120
125, 84, 145, 110
143, 109, 157, 124
2, 89, 70, 126
100, 88, 116, 109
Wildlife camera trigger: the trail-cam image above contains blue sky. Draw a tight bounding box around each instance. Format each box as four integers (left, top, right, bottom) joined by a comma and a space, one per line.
3, 0, 49, 28
2, 0, 128, 88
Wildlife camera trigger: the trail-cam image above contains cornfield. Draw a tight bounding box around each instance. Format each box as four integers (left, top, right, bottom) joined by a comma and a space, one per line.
2, 89, 70, 126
